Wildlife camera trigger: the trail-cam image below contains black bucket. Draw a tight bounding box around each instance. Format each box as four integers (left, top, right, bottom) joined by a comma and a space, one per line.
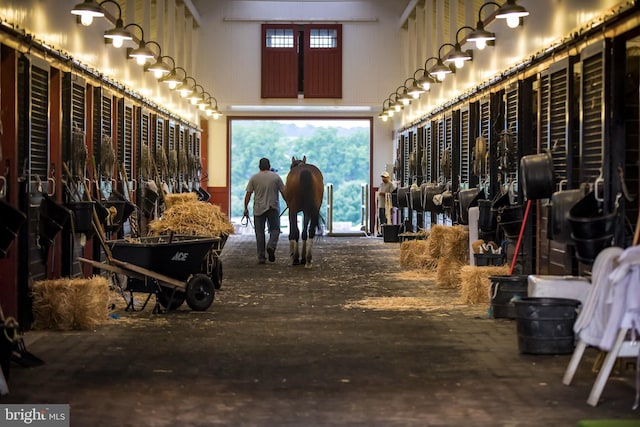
103, 196, 135, 232
514, 297, 580, 355
397, 187, 410, 208
568, 191, 616, 239
500, 220, 523, 240
38, 194, 71, 246
66, 201, 95, 234
0, 199, 27, 258
478, 199, 495, 230
382, 224, 401, 242
572, 233, 613, 265
489, 275, 528, 319
141, 187, 158, 217
520, 150, 555, 200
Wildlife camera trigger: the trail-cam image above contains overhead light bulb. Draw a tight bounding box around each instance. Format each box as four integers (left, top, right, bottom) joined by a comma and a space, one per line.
136, 56, 147, 66
153, 69, 164, 79
506, 15, 520, 28
80, 15, 94, 26
434, 71, 446, 81
387, 110, 394, 117
455, 58, 465, 69
476, 39, 487, 50
381, 115, 388, 122
168, 81, 178, 90
112, 37, 124, 48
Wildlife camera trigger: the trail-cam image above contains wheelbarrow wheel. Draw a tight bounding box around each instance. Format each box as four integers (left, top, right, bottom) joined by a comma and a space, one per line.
211, 259, 223, 289
186, 274, 215, 311
157, 286, 186, 310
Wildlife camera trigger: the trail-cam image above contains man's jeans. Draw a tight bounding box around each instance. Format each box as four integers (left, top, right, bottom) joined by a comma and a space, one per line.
254, 208, 281, 261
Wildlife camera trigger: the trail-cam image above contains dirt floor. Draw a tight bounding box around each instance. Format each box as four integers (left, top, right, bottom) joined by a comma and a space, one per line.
2, 234, 638, 427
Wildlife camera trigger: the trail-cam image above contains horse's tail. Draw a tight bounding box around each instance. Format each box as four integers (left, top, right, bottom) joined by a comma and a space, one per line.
300, 169, 322, 233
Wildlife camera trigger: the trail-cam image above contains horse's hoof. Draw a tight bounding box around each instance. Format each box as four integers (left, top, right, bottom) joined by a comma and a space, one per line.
292, 259, 301, 266
304, 263, 313, 269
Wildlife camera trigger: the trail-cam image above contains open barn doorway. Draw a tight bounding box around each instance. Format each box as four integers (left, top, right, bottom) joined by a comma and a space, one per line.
229, 118, 372, 235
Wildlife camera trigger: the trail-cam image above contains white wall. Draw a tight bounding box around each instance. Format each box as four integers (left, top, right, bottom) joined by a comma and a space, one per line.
393, 0, 632, 127
193, 0, 406, 187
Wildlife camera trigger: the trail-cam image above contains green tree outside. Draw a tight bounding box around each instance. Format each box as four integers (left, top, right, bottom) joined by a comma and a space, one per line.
230, 120, 370, 229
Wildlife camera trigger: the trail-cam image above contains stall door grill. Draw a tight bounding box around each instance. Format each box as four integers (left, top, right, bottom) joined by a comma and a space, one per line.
410, 130, 418, 183
30, 67, 49, 182
581, 52, 604, 184
539, 74, 550, 151
401, 133, 408, 186
71, 81, 85, 130
480, 99, 490, 138
155, 117, 166, 179
435, 119, 444, 181
444, 115, 453, 183
123, 104, 133, 181
102, 95, 112, 136
92, 89, 112, 178
505, 88, 518, 148
17, 57, 50, 285
425, 123, 433, 182
550, 68, 569, 181
460, 109, 470, 184
169, 123, 177, 184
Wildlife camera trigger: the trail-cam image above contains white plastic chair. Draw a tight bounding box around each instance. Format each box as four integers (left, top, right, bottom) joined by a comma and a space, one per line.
562, 245, 640, 408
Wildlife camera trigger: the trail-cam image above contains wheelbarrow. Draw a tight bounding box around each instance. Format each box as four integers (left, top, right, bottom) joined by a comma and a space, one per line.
79, 234, 226, 312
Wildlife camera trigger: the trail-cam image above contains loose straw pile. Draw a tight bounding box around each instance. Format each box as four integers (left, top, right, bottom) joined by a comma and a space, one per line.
164, 192, 198, 209
31, 276, 110, 330
149, 199, 234, 237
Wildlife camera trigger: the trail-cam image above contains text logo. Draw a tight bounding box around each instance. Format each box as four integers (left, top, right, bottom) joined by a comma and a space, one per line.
171, 252, 189, 261
1, 405, 69, 426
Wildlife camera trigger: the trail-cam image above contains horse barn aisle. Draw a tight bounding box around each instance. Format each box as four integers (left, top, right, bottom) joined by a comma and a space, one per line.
4, 235, 637, 426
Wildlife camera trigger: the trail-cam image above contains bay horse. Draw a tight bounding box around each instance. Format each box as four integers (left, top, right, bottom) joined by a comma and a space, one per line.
284, 156, 324, 267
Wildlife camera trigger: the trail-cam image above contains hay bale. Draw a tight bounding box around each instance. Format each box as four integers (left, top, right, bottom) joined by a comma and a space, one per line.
441, 225, 469, 263
164, 192, 198, 209
426, 224, 448, 260
149, 200, 235, 237
459, 265, 510, 304
400, 240, 429, 268
32, 276, 110, 330
435, 257, 465, 289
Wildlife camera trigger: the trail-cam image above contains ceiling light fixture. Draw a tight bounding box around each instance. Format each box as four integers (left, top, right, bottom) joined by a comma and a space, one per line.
101, 1, 132, 48
70, 0, 105, 26
146, 54, 174, 79
444, 27, 475, 69
160, 66, 187, 89
124, 23, 155, 65
495, 0, 529, 28
428, 45, 455, 81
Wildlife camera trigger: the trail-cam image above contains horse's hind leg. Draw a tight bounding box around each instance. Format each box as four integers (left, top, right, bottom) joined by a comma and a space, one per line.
289, 211, 301, 265
304, 239, 314, 269
301, 215, 313, 268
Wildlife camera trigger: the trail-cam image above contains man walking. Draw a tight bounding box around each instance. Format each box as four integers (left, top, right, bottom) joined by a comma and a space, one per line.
244, 158, 286, 264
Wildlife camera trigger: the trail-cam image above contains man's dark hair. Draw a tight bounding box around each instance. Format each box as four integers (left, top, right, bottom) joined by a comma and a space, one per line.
259, 158, 270, 171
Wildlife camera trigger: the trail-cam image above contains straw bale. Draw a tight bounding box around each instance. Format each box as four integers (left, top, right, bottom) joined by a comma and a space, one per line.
458, 265, 510, 305
435, 257, 465, 289
164, 192, 198, 209
426, 225, 448, 259
441, 225, 469, 263
32, 276, 110, 330
148, 200, 235, 237
400, 240, 428, 268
